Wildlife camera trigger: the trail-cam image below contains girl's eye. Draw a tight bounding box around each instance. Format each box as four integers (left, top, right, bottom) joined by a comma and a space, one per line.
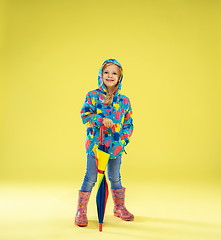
104, 72, 117, 74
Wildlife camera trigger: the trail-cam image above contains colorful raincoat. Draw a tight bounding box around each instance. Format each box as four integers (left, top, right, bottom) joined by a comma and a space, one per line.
80, 59, 134, 159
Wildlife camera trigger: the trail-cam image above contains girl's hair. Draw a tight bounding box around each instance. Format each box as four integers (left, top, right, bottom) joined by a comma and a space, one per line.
102, 63, 122, 105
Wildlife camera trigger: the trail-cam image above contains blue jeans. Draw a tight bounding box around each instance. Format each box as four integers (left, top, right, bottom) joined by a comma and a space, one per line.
81, 153, 122, 192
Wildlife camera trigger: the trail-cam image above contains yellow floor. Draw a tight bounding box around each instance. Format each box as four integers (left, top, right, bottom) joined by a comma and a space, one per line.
0, 181, 221, 240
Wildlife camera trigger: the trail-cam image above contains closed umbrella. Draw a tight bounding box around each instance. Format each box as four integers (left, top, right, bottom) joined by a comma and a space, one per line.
95, 124, 115, 232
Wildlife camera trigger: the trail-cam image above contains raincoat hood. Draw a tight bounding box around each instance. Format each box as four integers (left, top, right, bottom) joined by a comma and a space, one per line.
98, 59, 123, 94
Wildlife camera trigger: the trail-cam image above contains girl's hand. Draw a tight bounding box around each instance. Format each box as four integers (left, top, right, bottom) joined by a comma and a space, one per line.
103, 118, 114, 128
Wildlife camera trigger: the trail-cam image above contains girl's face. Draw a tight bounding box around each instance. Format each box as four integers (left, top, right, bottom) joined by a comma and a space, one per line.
102, 64, 121, 92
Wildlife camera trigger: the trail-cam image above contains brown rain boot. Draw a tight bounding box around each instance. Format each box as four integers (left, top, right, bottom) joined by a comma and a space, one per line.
75, 190, 91, 227
111, 187, 134, 221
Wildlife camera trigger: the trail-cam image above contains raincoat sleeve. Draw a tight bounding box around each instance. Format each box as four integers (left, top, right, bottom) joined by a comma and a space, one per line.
122, 98, 134, 146
80, 91, 105, 128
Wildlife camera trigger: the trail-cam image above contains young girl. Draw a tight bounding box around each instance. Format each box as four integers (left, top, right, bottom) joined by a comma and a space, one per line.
75, 59, 134, 227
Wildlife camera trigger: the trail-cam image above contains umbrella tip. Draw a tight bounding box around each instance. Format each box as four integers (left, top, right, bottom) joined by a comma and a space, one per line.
99, 223, 102, 232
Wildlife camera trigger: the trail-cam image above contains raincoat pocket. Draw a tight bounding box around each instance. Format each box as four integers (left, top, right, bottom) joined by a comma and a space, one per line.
112, 139, 126, 157
87, 127, 96, 141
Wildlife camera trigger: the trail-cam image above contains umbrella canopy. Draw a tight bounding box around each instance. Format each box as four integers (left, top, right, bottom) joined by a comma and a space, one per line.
95, 124, 115, 232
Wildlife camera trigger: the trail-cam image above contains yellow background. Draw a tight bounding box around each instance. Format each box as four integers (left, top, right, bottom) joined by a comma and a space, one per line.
1, 0, 221, 239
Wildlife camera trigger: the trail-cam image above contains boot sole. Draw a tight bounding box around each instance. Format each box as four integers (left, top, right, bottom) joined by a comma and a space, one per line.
114, 212, 134, 221
75, 222, 88, 227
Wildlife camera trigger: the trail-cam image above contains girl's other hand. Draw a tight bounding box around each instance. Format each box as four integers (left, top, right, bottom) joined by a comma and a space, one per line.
103, 118, 114, 128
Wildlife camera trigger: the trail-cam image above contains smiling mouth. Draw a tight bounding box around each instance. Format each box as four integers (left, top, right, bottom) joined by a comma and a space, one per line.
106, 79, 114, 81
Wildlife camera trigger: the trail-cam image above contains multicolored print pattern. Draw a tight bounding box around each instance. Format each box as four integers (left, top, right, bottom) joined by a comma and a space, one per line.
80, 59, 134, 159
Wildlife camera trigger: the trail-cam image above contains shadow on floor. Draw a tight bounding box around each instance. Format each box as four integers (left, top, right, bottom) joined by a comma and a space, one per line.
83, 215, 221, 240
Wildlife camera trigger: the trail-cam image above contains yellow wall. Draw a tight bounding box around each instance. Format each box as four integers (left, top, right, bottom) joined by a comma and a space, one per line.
1, 0, 221, 183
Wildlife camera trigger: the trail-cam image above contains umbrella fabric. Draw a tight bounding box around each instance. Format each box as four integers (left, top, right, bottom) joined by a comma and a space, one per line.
95, 124, 115, 232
